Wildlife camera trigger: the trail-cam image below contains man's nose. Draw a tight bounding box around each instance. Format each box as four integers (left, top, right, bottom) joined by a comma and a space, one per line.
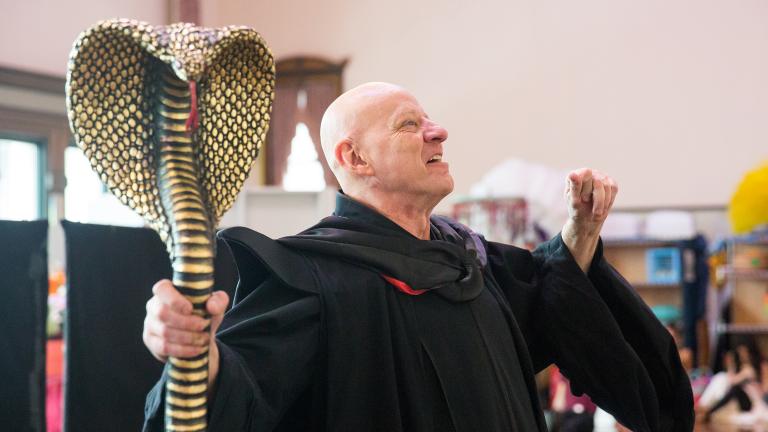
424, 120, 448, 143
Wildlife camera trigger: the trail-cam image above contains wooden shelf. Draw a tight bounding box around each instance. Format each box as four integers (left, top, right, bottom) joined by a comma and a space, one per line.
605, 235, 708, 368
632, 282, 681, 290
725, 267, 768, 280
717, 324, 768, 335
603, 241, 685, 305
603, 238, 680, 248
730, 237, 768, 246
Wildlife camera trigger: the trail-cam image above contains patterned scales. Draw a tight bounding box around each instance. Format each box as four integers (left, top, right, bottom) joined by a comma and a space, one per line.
66, 19, 275, 431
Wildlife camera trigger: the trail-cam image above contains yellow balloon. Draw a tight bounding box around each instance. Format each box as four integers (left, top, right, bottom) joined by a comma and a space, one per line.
729, 161, 768, 234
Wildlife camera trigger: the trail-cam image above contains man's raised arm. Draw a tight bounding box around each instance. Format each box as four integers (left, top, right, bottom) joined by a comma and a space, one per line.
560, 168, 618, 272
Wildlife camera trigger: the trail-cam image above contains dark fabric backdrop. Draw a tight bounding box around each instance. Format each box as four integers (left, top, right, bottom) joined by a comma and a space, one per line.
62, 221, 237, 432
0, 219, 48, 432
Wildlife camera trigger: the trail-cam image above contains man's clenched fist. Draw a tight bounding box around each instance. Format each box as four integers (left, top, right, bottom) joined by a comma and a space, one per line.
562, 168, 619, 273
142, 279, 229, 385
565, 167, 618, 227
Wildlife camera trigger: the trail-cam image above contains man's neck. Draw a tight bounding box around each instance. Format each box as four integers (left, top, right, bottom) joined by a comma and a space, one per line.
345, 191, 435, 240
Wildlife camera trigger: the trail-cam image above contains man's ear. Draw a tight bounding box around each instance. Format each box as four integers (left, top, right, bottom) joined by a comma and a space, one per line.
335, 139, 373, 176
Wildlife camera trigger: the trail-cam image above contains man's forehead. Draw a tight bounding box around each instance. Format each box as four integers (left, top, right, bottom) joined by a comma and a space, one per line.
339, 84, 427, 129
381, 94, 425, 120
389, 107, 429, 124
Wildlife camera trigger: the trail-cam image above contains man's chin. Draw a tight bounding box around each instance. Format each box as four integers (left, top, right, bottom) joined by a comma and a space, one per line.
435, 177, 455, 201
445, 174, 455, 193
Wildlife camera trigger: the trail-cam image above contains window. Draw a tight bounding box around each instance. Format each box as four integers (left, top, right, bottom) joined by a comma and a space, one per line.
266, 57, 346, 189
0, 138, 42, 220
282, 121, 326, 191
64, 146, 143, 226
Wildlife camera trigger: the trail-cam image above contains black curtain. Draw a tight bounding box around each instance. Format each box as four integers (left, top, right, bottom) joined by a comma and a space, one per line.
62, 221, 237, 432
0, 220, 48, 432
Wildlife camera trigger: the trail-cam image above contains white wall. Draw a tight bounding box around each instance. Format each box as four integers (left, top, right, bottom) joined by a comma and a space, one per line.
2, 0, 765, 210
219, 187, 337, 238
207, 0, 768, 209
0, 0, 166, 76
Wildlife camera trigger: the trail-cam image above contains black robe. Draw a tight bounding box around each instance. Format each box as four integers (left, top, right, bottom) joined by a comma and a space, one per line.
144, 193, 693, 431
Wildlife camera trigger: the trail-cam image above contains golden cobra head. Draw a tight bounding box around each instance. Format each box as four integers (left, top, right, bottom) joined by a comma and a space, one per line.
66, 18, 275, 255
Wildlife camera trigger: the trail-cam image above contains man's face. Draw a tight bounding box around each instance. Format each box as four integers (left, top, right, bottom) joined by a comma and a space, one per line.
356, 89, 454, 202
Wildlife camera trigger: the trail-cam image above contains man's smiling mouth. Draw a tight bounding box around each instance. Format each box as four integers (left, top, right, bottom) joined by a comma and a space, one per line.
427, 154, 443, 164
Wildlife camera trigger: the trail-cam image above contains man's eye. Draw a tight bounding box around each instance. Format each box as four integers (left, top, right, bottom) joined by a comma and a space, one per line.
402, 120, 418, 127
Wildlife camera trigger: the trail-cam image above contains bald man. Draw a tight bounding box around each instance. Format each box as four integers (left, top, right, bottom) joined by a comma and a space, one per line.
142, 83, 693, 431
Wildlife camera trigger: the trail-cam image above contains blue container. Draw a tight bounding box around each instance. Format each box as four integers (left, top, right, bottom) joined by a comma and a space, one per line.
646, 247, 682, 285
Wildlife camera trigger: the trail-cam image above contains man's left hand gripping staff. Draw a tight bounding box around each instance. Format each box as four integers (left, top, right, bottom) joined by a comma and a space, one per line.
561, 168, 619, 273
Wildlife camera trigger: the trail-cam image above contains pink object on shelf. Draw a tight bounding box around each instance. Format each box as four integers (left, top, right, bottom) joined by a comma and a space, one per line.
47, 339, 64, 432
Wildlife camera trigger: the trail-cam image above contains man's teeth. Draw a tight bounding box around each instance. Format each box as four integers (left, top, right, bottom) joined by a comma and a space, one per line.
428, 155, 442, 163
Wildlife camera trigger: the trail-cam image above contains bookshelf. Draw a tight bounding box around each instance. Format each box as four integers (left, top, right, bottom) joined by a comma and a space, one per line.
708, 236, 768, 362
603, 237, 707, 367
723, 239, 768, 328
603, 239, 686, 309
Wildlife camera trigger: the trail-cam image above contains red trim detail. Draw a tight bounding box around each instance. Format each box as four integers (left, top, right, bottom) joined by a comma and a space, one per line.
381, 274, 427, 296
185, 80, 199, 131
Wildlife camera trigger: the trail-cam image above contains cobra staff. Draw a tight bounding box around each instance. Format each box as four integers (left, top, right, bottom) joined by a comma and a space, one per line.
66, 19, 274, 431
